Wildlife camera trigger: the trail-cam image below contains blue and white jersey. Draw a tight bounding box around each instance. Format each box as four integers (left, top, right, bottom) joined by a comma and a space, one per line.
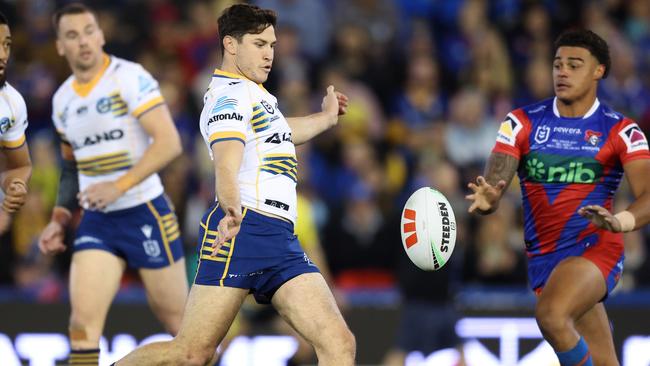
52, 55, 166, 212
200, 69, 298, 223
0, 82, 28, 149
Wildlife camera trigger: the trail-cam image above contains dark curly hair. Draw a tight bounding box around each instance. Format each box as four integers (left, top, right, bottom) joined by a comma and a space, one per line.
218, 4, 276, 52
553, 29, 611, 79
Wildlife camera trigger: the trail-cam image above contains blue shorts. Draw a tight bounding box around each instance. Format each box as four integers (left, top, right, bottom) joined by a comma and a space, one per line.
528, 237, 624, 298
193, 204, 320, 304
73, 194, 184, 268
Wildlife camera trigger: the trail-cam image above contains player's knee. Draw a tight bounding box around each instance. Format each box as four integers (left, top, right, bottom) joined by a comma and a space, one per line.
535, 301, 572, 335
321, 325, 355, 359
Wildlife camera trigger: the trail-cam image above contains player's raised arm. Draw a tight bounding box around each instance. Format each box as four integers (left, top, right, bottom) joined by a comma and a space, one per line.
466, 152, 519, 215
286, 85, 348, 145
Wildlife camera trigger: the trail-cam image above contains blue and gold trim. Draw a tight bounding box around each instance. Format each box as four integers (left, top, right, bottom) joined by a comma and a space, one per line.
209, 131, 246, 147
132, 95, 165, 118
260, 154, 298, 183
251, 103, 271, 133
1, 134, 26, 149
77, 151, 132, 176
146, 201, 175, 264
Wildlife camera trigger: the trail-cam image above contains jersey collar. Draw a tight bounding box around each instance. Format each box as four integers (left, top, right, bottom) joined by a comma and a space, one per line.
72, 54, 112, 98
212, 68, 267, 91
553, 97, 600, 119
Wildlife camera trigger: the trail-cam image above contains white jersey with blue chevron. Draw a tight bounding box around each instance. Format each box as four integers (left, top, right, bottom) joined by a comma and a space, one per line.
52, 55, 166, 212
199, 69, 298, 223
0, 82, 28, 150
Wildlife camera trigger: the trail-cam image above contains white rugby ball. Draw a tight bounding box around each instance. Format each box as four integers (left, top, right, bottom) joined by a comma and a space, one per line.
400, 187, 457, 271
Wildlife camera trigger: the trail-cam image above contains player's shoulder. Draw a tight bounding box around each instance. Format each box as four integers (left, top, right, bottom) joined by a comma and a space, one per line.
108, 55, 150, 78
1, 82, 26, 106
514, 98, 553, 118
206, 76, 255, 104
596, 100, 625, 123
52, 75, 75, 104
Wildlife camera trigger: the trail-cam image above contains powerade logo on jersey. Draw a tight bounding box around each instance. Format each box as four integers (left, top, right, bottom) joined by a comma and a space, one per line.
522, 152, 603, 184
71, 129, 125, 150
0, 117, 15, 134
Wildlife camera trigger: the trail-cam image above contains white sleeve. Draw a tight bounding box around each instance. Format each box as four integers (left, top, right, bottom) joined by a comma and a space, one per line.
202, 85, 252, 149
1, 91, 28, 149
121, 64, 165, 119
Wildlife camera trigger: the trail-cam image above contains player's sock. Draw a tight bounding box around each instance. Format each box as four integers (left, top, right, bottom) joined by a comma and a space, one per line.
556, 337, 593, 366
69, 348, 99, 366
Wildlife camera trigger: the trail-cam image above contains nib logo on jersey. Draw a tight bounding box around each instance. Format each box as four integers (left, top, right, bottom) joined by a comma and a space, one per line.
523, 153, 603, 184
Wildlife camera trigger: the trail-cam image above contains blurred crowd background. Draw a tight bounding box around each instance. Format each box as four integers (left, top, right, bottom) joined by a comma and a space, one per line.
1, 0, 650, 343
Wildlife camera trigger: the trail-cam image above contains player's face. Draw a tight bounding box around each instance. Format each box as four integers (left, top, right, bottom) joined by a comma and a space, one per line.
0, 24, 11, 87
553, 46, 605, 103
235, 26, 276, 83
56, 12, 105, 72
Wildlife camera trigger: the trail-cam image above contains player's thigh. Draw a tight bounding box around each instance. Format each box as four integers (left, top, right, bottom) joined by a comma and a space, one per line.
174, 284, 248, 351
70, 250, 126, 325
139, 258, 189, 328
537, 256, 607, 321
575, 302, 619, 366
271, 272, 351, 347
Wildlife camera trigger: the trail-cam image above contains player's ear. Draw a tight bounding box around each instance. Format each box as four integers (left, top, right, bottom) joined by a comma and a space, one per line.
55, 39, 65, 57
223, 35, 237, 56
594, 64, 605, 80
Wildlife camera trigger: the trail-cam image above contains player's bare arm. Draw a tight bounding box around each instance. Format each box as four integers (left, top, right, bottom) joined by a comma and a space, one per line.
579, 159, 650, 232
211, 139, 244, 253
286, 85, 348, 145
466, 152, 519, 215
78, 104, 182, 210
0, 142, 31, 213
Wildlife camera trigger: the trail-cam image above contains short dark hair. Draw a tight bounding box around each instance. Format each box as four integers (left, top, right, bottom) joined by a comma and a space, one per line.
0, 11, 8, 26
553, 29, 611, 79
52, 2, 98, 34
218, 4, 276, 49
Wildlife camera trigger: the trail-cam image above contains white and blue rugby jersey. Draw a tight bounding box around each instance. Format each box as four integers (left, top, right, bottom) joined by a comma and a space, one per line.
0, 82, 28, 149
52, 55, 166, 212
200, 69, 298, 223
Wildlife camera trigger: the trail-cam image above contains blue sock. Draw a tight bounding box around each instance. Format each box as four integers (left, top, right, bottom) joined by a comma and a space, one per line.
556, 337, 593, 366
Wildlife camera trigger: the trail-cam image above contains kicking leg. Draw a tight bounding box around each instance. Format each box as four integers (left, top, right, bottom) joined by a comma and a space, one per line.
271, 273, 355, 366
139, 258, 189, 335
68, 250, 125, 365
115, 284, 248, 366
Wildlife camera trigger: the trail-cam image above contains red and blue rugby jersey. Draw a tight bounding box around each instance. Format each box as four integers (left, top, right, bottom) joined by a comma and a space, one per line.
492, 98, 650, 257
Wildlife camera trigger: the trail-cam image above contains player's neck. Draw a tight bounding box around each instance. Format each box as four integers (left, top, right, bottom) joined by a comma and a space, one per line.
219, 59, 245, 79
555, 91, 598, 118
73, 53, 109, 84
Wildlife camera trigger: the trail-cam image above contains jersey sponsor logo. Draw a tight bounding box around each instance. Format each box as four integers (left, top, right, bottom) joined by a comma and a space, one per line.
211, 96, 238, 114
264, 199, 290, 211
96, 92, 128, 117
619, 123, 649, 153
264, 132, 292, 144
584, 130, 602, 146
553, 126, 582, 135
207, 112, 243, 124
523, 153, 602, 184
533, 125, 550, 144
141, 224, 161, 258
73, 235, 103, 246
0, 117, 15, 134
71, 128, 125, 150
261, 100, 275, 114
496, 116, 522, 146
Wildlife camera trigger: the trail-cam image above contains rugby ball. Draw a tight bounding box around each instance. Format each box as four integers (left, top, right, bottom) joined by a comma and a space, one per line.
400, 187, 457, 271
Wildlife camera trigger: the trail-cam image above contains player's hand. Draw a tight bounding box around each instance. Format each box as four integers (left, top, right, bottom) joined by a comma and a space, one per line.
78, 181, 123, 211
2, 178, 28, 213
211, 207, 243, 256
38, 221, 67, 255
578, 205, 622, 232
466, 176, 506, 214
321, 85, 349, 121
